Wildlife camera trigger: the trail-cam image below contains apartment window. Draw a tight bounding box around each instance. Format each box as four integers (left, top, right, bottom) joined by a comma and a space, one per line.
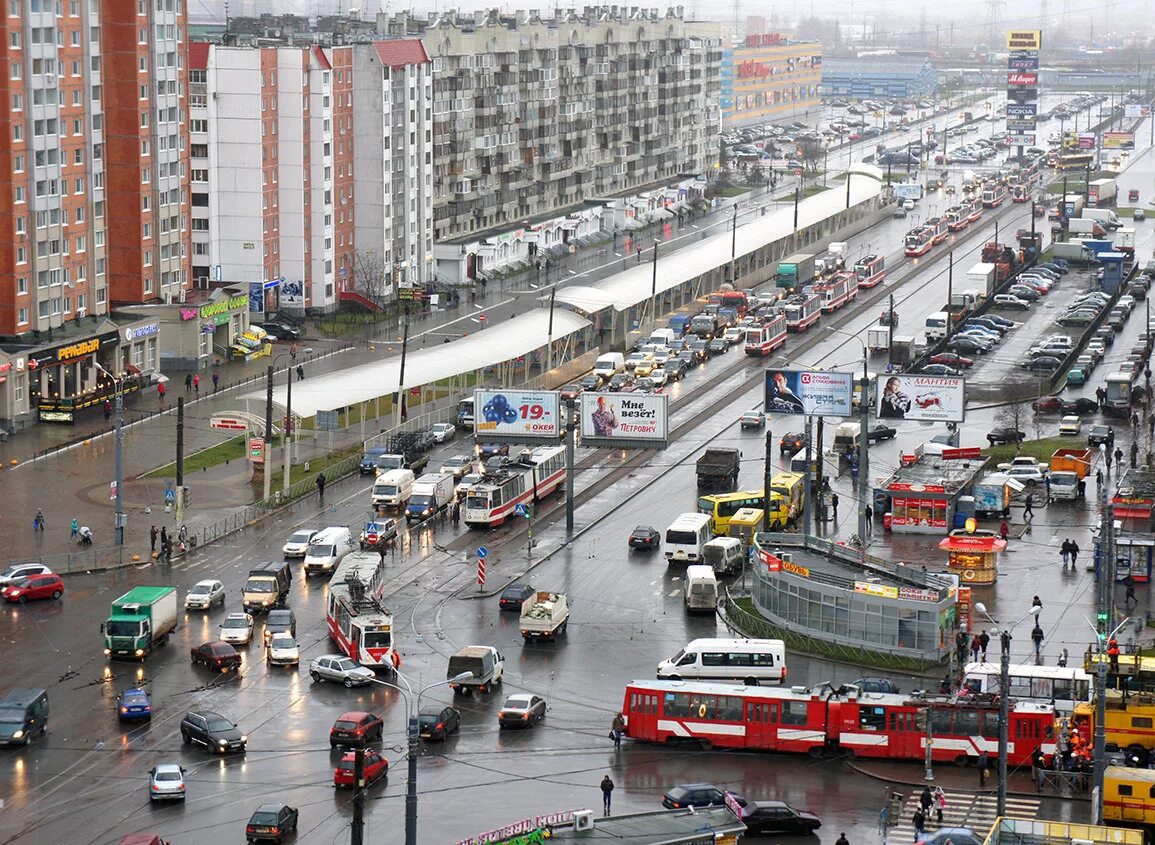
70, 0, 78, 14
143, 276, 152, 293
16, 246, 26, 264
15, 216, 25, 234
94, 230, 104, 247
14, 186, 24, 203
73, 178, 82, 194
191, 218, 208, 231
94, 200, 103, 219
17, 277, 27, 294
190, 119, 207, 133
75, 206, 84, 223
74, 235, 85, 252
12, 125, 21, 141
191, 169, 207, 183
141, 139, 149, 156
140, 111, 149, 128
10, 62, 20, 81
70, 30, 79, 47
141, 168, 150, 183
71, 89, 80, 106
143, 250, 152, 266
96, 257, 106, 276
17, 307, 28, 326
142, 222, 151, 239
190, 143, 207, 158
13, 154, 23, 172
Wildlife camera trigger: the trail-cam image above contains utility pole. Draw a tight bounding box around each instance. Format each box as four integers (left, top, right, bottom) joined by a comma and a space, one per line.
1093, 448, 1115, 823
394, 310, 410, 428
262, 365, 274, 503
649, 243, 659, 331
762, 427, 774, 532
565, 397, 576, 535
793, 186, 801, 232
176, 397, 185, 530
887, 293, 895, 369
728, 204, 738, 283
857, 354, 870, 542
801, 415, 813, 535
945, 251, 954, 340
114, 377, 124, 546
405, 713, 420, 845
283, 364, 293, 493
351, 746, 366, 845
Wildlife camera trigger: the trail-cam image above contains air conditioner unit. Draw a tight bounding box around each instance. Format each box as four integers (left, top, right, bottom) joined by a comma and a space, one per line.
573, 810, 594, 831
178, 288, 186, 303
163, 291, 172, 305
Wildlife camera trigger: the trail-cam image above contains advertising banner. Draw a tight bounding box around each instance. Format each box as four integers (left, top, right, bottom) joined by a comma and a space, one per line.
764, 369, 855, 417
1125, 105, 1151, 118
473, 390, 562, 441
876, 374, 966, 422
1006, 30, 1042, 50
579, 392, 668, 448
1005, 134, 1037, 146
1077, 133, 1097, 150
1007, 55, 1039, 71
1006, 103, 1037, 117
1007, 87, 1038, 104
1007, 71, 1038, 87
1103, 132, 1136, 149
1005, 119, 1037, 131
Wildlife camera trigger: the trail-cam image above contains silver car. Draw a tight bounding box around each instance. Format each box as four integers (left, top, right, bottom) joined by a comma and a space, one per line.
309, 654, 376, 687
149, 763, 187, 801
218, 613, 254, 646
184, 579, 225, 610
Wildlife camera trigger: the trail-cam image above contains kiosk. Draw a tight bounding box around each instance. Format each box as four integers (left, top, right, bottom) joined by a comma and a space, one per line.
938, 529, 1006, 585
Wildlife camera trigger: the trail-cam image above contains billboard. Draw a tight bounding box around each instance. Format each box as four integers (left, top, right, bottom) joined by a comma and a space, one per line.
1103, 132, 1136, 149
1005, 134, 1037, 146
473, 390, 561, 441
1006, 30, 1042, 50
1007, 72, 1038, 87
764, 369, 855, 417
1005, 119, 1037, 131
1125, 105, 1151, 119
1007, 55, 1039, 71
1006, 103, 1037, 117
876, 375, 966, 423
579, 391, 668, 447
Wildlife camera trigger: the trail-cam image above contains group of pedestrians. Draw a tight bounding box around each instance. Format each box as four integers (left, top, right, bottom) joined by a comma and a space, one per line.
1059, 538, 1081, 571
911, 786, 950, 840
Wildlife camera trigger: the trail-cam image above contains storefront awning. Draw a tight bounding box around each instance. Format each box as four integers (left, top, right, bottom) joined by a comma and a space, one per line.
938, 533, 1007, 553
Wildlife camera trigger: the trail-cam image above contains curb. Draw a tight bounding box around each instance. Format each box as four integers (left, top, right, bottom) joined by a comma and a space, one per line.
844, 759, 1090, 802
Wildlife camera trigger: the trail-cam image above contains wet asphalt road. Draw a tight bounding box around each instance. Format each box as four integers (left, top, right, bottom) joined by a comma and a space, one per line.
0, 96, 1145, 845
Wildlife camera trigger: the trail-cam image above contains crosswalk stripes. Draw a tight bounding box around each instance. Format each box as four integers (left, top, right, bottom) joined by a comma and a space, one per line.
886, 791, 1040, 843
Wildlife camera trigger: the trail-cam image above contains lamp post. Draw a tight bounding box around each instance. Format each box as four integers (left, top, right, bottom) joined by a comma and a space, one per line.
271, 353, 295, 494
973, 601, 1041, 815
94, 363, 124, 545
828, 328, 870, 543
528, 282, 558, 371
367, 671, 473, 845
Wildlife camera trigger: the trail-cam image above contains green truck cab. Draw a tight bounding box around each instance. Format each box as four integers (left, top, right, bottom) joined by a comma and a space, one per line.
103, 587, 179, 659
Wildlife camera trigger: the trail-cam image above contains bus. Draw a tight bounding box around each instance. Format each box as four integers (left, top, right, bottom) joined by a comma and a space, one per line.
662, 512, 713, 563
944, 205, 968, 232
783, 293, 821, 332
816, 271, 857, 313
981, 184, 1007, 208
903, 227, 933, 257
456, 397, 476, 427
621, 679, 1056, 764
854, 254, 886, 289
1104, 766, 1155, 824
1057, 152, 1095, 172
464, 445, 566, 527
707, 288, 749, 317
961, 662, 1092, 713
923, 216, 950, 245
326, 552, 397, 670
656, 638, 788, 685
698, 490, 765, 533
743, 314, 787, 356
769, 471, 805, 520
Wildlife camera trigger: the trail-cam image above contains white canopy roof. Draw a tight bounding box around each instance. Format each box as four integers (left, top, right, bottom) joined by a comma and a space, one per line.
249, 309, 590, 417
554, 173, 884, 314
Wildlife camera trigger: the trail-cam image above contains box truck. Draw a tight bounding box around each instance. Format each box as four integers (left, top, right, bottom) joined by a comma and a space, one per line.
103, 587, 178, 659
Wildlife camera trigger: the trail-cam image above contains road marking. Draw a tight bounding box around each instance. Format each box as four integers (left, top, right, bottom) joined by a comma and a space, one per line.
668, 589, 681, 597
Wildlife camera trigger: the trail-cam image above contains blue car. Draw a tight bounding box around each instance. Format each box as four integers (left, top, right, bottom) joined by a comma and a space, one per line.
117, 687, 152, 720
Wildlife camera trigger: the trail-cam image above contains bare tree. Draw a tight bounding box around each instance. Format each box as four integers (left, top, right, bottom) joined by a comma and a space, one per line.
351, 250, 390, 305
996, 379, 1035, 448
798, 137, 825, 176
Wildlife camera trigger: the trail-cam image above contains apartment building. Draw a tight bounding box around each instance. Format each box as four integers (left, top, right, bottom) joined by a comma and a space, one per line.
188, 39, 431, 310
0, 0, 187, 427
377, 7, 723, 244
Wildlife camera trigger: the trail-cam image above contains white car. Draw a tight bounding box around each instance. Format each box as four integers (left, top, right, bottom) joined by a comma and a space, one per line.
185, 579, 226, 611
722, 327, 744, 345
456, 472, 483, 499
148, 763, 187, 801
0, 562, 52, 586
430, 422, 457, 443
648, 368, 669, 387
1059, 415, 1082, 436
218, 613, 255, 645
266, 633, 300, 667
1004, 465, 1047, 484
440, 455, 475, 480
282, 528, 318, 558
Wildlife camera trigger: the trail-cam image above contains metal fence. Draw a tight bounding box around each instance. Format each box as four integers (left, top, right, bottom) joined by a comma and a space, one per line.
22, 544, 132, 575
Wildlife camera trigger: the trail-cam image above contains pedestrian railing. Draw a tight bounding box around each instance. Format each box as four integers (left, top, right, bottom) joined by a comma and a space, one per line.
11, 544, 130, 575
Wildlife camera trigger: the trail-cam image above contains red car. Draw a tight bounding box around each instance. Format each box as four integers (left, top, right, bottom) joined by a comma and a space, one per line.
329, 711, 384, 748
333, 749, 388, 787
928, 353, 974, 369
190, 641, 242, 672
1032, 396, 1065, 414
1, 573, 64, 602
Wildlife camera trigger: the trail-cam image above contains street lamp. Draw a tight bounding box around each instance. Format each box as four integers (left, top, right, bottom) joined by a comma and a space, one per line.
973, 601, 1041, 816
828, 328, 871, 543
528, 282, 558, 371
367, 671, 474, 845
271, 353, 296, 495
93, 362, 124, 545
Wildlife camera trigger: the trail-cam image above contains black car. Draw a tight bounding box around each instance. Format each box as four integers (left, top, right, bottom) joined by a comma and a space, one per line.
780, 432, 807, 456
1062, 397, 1099, 415
579, 374, 602, 391
921, 364, 962, 377
246, 803, 299, 843
676, 349, 699, 369
418, 705, 461, 741
1023, 356, 1062, 373
478, 442, 509, 458
1088, 424, 1115, 447
948, 337, 988, 355
254, 322, 302, 341
689, 340, 711, 361
866, 422, 897, 443
629, 525, 661, 551
850, 677, 901, 694
662, 783, 737, 810
665, 358, 690, 379
498, 582, 535, 611
741, 801, 822, 835
986, 427, 1025, 446
262, 608, 296, 645
181, 710, 247, 753
708, 338, 730, 356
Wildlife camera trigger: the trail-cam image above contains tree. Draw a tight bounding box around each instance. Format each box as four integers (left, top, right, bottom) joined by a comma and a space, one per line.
747, 163, 766, 188
996, 379, 1035, 449
798, 137, 825, 175
351, 249, 390, 304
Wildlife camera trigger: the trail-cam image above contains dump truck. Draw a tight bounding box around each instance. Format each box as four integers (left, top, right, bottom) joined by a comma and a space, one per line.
696, 448, 740, 491
519, 592, 570, 641
1050, 447, 1092, 500
102, 587, 179, 659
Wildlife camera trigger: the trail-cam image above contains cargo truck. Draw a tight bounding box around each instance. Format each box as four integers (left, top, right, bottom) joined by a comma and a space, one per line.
1051, 241, 1095, 263
1088, 178, 1117, 207
1063, 193, 1086, 218
519, 592, 569, 641
1050, 447, 1092, 499
966, 263, 997, 297
972, 475, 1022, 517
867, 326, 890, 355
696, 448, 740, 491
406, 472, 455, 522
1069, 218, 1107, 238
102, 587, 178, 659
1083, 207, 1122, 229
1115, 228, 1136, 254
775, 252, 817, 290
447, 645, 505, 695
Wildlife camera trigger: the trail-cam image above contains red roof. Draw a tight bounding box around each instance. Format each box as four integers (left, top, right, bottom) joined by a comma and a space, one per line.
188, 41, 210, 71
372, 39, 429, 68
311, 45, 332, 71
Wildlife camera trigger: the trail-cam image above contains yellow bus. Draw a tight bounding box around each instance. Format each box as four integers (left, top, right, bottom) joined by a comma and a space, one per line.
698, 491, 765, 533
770, 472, 805, 520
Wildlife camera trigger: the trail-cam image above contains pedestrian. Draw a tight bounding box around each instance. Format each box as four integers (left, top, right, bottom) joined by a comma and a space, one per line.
1044, 473, 1052, 502
33, 509, 44, 531
150, 525, 158, 553
193, 373, 200, 395
1023, 492, 1034, 523
1058, 648, 1068, 667
290, 342, 298, 361
956, 629, 969, 665
160, 526, 168, 553
970, 633, 982, 663
164, 537, 174, 561
600, 774, 614, 815
184, 373, 192, 394
979, 751, 991, 787
1108, 638, 1120, 673
1115, 446, 1124, 467
376, 537, 387, 564
1061, 538, 1072, 569
1126, 575, 1137, 605
1032, 595, 1043, 615
157, 381, 166, 403
865, 504, 874, 533
636, 244, 643, 263
999, 520, 1009, 541
1032, 747, 1047, 791
1107, 449, 1114, 470
1070, 541, 1080, 569
296, 364, 304, 381
919, 785, 933, 816
316, 472, 326, 503
103, 399, 112, 420
1096, 468, 1103, 490
212, 371, 220, 393
912, 808, 926, 841
1132, 442, 1139, 469
1001, 629, 1012, 656
836, 834, 850, 845
933, 786, 947, 824
979, 629, 990, 661
1078, 477, 1087, 498
68, 517, 78, 540
830, 492, 839, 521
451, 499, 460, 526
1031, 624, 1044, 660
611, 711, 625, 749
1133, 411, 1140, 430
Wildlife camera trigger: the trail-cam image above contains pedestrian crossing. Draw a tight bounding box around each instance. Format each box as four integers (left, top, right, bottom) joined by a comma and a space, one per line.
885, 790, 1040, 843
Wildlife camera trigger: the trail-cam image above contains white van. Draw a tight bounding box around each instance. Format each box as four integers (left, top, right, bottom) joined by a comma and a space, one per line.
925, 311, 950, 342
648, 328, 677, 347
372, 468, 415, 509
662, 513, 713, 563
593, 352, 625, 379
303, 526, 354, 574
657, 637, 788, 684
702, 537, 744, 575
684, 565, 718, 612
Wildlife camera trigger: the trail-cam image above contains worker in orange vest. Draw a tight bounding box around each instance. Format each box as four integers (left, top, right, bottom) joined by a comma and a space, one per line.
1108, 638, 1120, 673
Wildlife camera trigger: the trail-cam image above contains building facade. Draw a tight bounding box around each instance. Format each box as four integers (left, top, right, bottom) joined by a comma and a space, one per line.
188, 40, 431, 310
721, 33, 822, 129
378, 7, 723, 245
821, 55, 937, 99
